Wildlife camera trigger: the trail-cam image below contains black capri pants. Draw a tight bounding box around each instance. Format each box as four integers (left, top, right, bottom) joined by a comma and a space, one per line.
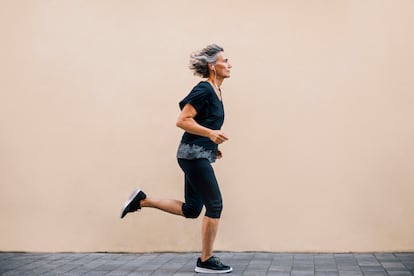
177, 158, 223, 219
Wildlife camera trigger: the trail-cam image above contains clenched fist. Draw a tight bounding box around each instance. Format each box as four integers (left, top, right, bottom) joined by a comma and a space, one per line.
208, 130, 229, 144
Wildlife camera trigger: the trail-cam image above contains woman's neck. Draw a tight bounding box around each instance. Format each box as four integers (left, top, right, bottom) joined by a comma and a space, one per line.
207, 76, 223, 90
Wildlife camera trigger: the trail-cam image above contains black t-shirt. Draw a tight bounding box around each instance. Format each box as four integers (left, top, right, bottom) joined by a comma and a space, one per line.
178, 81, 225, 155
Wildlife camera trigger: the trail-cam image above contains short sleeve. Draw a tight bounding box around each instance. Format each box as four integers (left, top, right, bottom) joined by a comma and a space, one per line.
179, 82, 211, 112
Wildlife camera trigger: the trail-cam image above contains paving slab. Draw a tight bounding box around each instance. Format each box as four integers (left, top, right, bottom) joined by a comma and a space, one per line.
0, 252, 413, 275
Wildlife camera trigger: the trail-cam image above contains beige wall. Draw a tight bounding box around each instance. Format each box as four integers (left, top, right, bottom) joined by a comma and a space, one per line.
1, 0, 413, 253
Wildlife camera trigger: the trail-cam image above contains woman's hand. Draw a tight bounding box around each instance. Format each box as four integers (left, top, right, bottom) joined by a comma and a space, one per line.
208, 130, 229, 144
216, 149, 223, 159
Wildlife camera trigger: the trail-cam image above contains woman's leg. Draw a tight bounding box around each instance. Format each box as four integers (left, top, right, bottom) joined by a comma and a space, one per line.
178, 158, 223, 261
201, 216, 220, 261
139, 165, 203, 218
123, 160, 203, 218
140, 198, 184, 216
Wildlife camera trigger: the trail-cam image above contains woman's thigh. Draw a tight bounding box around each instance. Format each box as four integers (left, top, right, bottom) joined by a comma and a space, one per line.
178, 158, 222, 208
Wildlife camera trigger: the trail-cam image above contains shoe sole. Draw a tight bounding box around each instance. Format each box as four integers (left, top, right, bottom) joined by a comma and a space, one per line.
195, 267, 232, 274
120, 187, 142, 219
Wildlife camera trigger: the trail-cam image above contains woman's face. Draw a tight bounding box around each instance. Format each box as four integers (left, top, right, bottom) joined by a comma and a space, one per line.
213, 52, 232, 78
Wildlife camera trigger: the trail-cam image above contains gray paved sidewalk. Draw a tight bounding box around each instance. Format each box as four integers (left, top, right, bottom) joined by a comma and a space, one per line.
0, 252, 413, 276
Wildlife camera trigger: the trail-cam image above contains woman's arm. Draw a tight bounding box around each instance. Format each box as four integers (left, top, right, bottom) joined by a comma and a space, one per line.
176, 103, 229, 144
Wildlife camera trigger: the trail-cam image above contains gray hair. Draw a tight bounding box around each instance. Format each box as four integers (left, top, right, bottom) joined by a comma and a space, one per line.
189, 44, 224, 78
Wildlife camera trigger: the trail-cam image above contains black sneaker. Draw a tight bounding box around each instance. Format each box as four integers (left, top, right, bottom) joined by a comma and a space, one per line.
120, 187, 147, 219
195, 256, 232, 274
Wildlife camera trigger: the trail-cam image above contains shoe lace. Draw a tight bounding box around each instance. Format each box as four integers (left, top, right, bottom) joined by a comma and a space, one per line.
211, 256, 222, 265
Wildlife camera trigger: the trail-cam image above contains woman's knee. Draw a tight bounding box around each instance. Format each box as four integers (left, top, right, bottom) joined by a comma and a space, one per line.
182, 203, 203, 219
205, 201, 223, 219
